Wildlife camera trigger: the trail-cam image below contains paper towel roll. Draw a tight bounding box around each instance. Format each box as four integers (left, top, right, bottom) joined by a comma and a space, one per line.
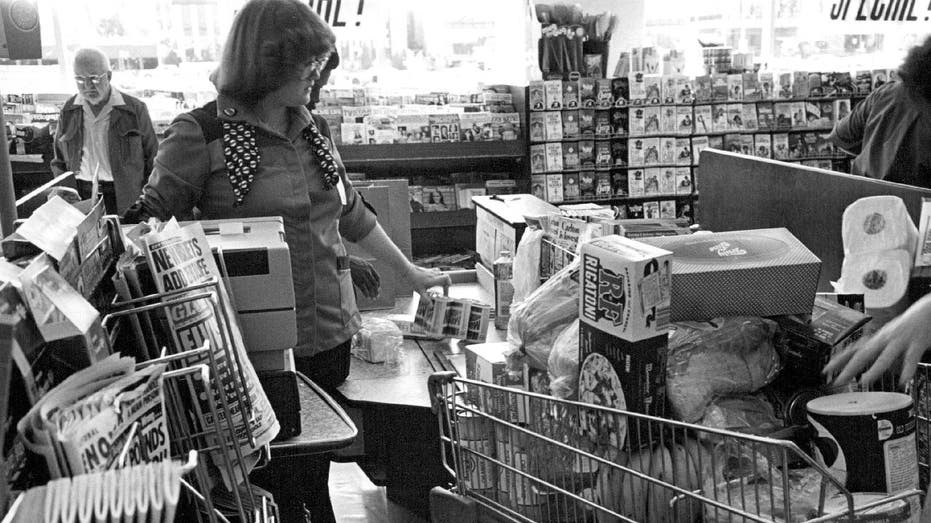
837, 249, 911, 309
842, 196, 918, 256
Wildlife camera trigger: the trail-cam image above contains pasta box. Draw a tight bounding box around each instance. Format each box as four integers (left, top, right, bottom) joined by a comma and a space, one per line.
641, 228, 821, 321
579, 235, 673, 342
473, 194, 558, 270
578, 321, 667, 452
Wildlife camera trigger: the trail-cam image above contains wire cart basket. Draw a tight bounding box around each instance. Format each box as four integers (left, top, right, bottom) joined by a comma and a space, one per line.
428, 368, 928, 523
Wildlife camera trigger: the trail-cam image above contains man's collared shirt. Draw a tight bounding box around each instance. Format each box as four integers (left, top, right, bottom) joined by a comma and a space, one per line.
76, 89, 125, 182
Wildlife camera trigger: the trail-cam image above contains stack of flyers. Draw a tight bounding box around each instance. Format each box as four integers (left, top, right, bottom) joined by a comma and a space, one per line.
491, 113, 521, 141
629, 107, 646, 136
611, 77, 630, 107
740, 134, 754, 155
396, 115, 431, 143
819, 101, 835, 127
660, 106, 678, 134
757, 102, 775, 130
694, 75, 713, 103
754, 134, 772, 158
545, 142, 564, 172
643, 168, 661, 196
741, 103, 758, 130
644, 75, 662, 104
792, 72, 810, 99
563, 173, 581, 200
459, 113, 488, 142
611, 108, 629, 136
727, 74, 744, 101
659, 136, 676, 164
677, 106, 694, 135
596, 79, 615, 108
628, 138, 645, 166
629, 72, 647, 103
611, 139, 628, 167
773, 133, 790, 160
834, 99, 852, 121
644, 106, 661, 134
563, 142, 581, 170
596, 172, 613, 198
727, 104, 743, 131
579, 109, 596, 136
743, 72, 761, 101
579, 171, 597, 198
675, 167, 692, 194
712, 74, 729, 101
429, 114, 460, 142
660, 200, 677, 219
774, 102, 794, 130
564, 80, 580, 109
693, 105, 712, 134
642, 137, 661, 165
545, 111, 564, 141
563, 111, 580, 139
644, 201, 660, 219
758, 72, 775, 100
712, 104, 728, 133
662, 75, 679, 104
530, 144, 547, 173
580, 78, 598, 108
595, 140, 613, 168
808, 72, 823, 97
579, 140, 596, 168
675, 76, 694, 104
675, 137, 692, 165
659, 167, 676, 194
529, 81, 546, 111
412, 294, 491, 343
595, 110, 613, 137
628, 168, 645, 197
777, 73, 794, 99
529, 113, 546, 142
547, 174, 564, 203
612, 171, 629, 196
340, 123, 366, 145
691, 136, 709, 165
545, 80, 564, 110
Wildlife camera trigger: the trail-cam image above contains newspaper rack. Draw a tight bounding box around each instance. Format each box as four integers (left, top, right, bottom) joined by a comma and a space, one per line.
428, 370, 928, 523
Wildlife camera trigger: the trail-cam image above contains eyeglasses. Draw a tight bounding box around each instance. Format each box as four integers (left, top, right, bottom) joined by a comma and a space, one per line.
74, 74, 107, 87
298, 53, 332, 82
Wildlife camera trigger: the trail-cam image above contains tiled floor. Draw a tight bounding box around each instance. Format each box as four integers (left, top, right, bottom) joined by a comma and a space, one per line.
329, 462, 429, 523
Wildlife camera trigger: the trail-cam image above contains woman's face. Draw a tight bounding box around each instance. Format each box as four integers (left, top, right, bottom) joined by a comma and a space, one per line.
266, 55, 330, 108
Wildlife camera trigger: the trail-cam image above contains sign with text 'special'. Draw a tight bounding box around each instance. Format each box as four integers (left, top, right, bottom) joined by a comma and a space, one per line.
829, 0, 930, 22
308, 0, 366, 27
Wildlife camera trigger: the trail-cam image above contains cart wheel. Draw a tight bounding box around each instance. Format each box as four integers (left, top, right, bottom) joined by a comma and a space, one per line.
429, 486, 478, 523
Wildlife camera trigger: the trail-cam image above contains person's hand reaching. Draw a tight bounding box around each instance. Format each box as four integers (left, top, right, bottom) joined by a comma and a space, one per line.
349, 255, 380, 299
404, 265, 451, 297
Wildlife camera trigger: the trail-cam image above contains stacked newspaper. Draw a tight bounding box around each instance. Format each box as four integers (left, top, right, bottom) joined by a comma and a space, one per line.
16, 355, 169, 479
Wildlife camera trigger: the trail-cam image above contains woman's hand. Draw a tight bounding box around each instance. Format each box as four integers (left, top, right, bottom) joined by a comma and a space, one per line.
405, 265, 451, 297
824, 295, 931, 387
349, 256, 380, 299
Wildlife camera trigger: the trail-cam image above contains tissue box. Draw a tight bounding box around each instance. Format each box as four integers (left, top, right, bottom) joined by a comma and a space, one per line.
579, 235, 673, 342
464, 342, 529, 424
578, 322, 667, 451
641, 228, 821, 321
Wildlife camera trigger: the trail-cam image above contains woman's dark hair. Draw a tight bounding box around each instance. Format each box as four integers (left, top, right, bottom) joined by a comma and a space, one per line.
899, 34, 931, 102
215, 0, 335, 104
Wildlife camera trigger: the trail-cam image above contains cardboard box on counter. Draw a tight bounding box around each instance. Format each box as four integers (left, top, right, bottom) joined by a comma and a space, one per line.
578, 322, 667, 452
773, 295, 871, 385
464, 342, 529, 424
641, 228, 821, 321
474, 194, 558, 269
579, 235, 673, 342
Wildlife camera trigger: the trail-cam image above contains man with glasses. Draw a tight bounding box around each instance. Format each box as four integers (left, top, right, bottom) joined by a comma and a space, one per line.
52, 48, 157, 213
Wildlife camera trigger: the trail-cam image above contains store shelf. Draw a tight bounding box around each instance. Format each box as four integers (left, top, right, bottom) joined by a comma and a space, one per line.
552, 193, 697, 206
410, 209, 476, 230
339, 141, 526, 170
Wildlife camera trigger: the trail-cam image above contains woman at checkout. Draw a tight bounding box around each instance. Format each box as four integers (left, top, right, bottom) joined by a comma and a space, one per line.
124, 0, 450, 519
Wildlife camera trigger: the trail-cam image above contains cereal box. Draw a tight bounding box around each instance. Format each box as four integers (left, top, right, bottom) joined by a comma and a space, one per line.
611, 139, 628, 167
563, 110, 580, 139
595, 140, 613, 168
546, 174, 564, 203
629, 107, 646, 136
545, 80, 564, 110
597, 78, 615, 108
611, 108, 629, 136
611, 77, 630, 107
545, 142, 564, 172
612, 170, 629, 196
580, 78, 598, 108
595, 110, 613, 138
579, 140, 596, 168
563, 172, 581, 200
545, 111, 564, 141
579, 109, 596, 136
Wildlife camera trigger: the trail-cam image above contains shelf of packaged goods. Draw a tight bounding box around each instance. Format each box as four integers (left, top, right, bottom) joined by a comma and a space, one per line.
338, 140, 526, 169
409, 209, 476, 230
553, 193, 697, 206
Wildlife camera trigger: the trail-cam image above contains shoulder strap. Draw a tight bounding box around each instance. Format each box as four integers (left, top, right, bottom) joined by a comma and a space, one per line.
188, 100, 222, 144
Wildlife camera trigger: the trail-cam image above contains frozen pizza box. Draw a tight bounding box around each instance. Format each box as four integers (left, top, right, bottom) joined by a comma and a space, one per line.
640, 228, 821, 321
578, 321, 668, 452
579, 235, 673, 342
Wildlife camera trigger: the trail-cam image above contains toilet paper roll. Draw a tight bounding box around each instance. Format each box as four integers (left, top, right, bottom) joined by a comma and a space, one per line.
842, 196, 918, 256
837, 249, 911, 309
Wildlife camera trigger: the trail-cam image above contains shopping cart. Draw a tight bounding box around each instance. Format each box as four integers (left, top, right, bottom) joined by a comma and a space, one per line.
428, 369, 928, 523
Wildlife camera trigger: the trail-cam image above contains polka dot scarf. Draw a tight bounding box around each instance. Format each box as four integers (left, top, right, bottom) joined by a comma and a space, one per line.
221, 118, 340, 206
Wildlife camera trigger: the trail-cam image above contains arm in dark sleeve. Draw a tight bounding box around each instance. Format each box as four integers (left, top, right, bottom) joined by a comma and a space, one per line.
50, 109, 67, 176
131, 115, 209, 221
828, 95, 871, 155
136, 101, 159, 177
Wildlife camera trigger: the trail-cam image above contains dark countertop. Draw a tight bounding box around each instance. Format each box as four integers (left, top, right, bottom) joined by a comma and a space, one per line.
270, 372, 358, 457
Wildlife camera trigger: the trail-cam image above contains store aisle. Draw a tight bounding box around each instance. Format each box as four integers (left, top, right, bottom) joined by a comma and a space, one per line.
329, 462, 429, 523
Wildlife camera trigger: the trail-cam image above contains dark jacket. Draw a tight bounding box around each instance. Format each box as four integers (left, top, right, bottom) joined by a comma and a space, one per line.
51, 90, 158, 213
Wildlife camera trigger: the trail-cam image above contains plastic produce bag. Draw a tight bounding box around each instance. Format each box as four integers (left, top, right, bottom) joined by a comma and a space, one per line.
512, 227, 544, 304
698, 395, 781, 439
506, 259, 580, 371
666, 317, 781, 423
547, 320, 580, 399
351, 316, 403, 364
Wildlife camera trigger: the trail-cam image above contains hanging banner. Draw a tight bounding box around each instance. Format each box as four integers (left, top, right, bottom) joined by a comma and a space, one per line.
308, 0, 367, 28
826, 0, 930, 23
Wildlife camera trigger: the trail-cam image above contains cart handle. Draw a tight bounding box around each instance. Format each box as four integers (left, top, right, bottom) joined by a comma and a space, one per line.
428, 371, 458, 414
